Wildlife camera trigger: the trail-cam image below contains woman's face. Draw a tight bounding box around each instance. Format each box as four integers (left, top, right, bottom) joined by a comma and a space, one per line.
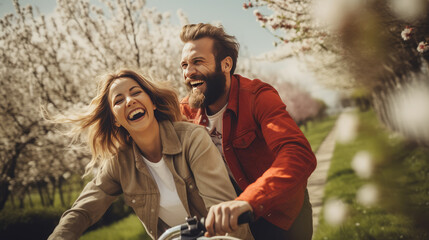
108, 77, 157, 135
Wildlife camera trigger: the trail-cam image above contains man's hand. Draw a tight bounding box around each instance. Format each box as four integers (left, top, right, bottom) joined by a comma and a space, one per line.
204, 200, 253, 237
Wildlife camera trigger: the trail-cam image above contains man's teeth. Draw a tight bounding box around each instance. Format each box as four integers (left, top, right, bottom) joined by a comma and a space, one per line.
128, 108, 145, 120
191, 80, 204, 87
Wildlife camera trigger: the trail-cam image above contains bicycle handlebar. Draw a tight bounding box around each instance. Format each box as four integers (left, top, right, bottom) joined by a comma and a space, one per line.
159, 211, 254, 240
200, 210, 254, 229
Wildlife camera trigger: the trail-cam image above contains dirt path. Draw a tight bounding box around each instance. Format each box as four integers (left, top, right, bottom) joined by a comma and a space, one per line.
307, 119, 339, 233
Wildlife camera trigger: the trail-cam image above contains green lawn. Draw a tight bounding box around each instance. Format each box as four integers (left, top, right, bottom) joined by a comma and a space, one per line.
81, 214, 150, 240
313, 110, 429, 240
4, 174, 87, 210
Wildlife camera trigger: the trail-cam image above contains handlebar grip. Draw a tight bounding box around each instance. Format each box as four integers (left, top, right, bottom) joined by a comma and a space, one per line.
237, 210, 254, 224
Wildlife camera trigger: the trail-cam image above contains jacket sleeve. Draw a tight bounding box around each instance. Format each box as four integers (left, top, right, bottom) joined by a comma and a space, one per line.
186, 126, 237, 207
236, 86, 317, 218
185, 126, 254, 240
48, 159, 121, 240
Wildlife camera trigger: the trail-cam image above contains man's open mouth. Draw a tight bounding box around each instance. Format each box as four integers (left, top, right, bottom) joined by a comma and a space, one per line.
190, 80, 205, 88
128, 108, 146, 121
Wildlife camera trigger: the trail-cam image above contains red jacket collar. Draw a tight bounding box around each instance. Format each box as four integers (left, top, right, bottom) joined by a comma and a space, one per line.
226, 74, 240, 117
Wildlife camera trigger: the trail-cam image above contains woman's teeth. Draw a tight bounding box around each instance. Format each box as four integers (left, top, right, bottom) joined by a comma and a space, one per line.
128, 108, 146, 120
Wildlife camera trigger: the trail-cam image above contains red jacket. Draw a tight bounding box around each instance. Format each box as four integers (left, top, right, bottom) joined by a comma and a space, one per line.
180, 74, 316, 230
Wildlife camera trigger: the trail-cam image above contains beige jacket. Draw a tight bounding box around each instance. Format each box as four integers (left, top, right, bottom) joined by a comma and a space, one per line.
48, 121, 253, 239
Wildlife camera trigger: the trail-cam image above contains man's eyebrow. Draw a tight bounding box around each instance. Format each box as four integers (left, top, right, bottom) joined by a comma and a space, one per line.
182, 56, 205, 64
192, 56, 205, 61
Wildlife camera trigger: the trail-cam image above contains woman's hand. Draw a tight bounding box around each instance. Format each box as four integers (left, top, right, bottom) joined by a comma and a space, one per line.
204, 200, 253, 237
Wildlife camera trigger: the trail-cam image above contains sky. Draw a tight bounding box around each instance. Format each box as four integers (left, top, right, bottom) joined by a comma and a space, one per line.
0, 0, 277, 56
0, 0, 339, 107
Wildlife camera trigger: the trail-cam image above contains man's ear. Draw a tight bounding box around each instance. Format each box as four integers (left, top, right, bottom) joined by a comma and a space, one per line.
221, 56, 233, 74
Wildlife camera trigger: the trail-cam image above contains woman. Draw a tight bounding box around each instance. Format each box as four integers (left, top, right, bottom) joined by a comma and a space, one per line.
48, 69, 252, 239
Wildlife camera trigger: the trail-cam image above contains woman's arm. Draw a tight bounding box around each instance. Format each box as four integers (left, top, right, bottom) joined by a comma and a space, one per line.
186, 126, 237, 207
184, 126, 254, 240
48, 160, 121, 240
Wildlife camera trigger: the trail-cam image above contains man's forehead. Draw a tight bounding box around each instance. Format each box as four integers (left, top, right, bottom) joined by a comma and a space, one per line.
181, 38, 215, 59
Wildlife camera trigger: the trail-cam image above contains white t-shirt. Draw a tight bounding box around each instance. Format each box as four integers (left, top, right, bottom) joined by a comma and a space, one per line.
206, 104, 228, 156
206, 104, 235, 178
142, 156, 188, 227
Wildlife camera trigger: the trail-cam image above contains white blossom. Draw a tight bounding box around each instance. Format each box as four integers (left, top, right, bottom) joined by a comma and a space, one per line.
400, 27, 413, 41
351, 151, 373, 179
417, 41, 429, 53
336, 111, 359, 143
356, 183, 378, 206
387, 75, 429, 143
389, 0, 428, 21
311, 0, 365, 31
324, 198, 348, 225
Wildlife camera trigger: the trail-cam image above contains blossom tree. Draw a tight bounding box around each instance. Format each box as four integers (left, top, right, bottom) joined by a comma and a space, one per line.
275, 81, 323, 128
259, 72, 325, 129
244, 0, 429, 234
244, 0, 429, 144
0, 0, 188, 210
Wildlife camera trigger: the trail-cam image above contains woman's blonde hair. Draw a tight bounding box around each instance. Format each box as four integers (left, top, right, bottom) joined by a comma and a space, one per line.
55, 69, 181, 176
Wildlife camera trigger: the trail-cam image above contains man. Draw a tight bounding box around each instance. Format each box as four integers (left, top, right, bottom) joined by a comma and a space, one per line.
179, 23, 316, 240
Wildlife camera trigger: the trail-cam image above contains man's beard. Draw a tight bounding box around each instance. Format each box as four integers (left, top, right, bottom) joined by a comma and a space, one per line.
187, 70, 226, 109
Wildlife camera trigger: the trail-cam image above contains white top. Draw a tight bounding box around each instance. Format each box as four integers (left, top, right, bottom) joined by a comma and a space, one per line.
207, 104, 227, 155
206, 104, 235, 178
142, 156, 188, 227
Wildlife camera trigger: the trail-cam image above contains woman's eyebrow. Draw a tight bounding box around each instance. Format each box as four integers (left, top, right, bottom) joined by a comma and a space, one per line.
129, 86, 140, 91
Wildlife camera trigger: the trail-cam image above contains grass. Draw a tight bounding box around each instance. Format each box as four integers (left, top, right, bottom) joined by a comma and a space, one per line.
4, 174, 87, 210
302, 115, 338, 152
313, 110, 429, 240
81, 214, 150, 240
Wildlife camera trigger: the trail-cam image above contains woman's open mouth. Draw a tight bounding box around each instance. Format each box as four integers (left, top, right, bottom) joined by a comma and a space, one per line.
128, 108, 146, 121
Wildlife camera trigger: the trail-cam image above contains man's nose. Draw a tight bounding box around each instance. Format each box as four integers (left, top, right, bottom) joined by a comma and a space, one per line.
184, 65, 196, 79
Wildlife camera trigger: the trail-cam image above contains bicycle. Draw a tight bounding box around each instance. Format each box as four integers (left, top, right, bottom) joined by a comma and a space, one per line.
158, 211, 254, 240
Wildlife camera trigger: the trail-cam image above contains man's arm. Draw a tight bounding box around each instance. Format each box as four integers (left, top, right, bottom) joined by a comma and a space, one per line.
236, 85, 316, 217
205, 85, 316, 236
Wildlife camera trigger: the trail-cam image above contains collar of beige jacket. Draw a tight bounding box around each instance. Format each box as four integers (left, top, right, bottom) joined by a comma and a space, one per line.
158, 120, 182, 155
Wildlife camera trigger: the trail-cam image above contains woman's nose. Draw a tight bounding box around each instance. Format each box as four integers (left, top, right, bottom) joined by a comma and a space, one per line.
126, 96, 136, 107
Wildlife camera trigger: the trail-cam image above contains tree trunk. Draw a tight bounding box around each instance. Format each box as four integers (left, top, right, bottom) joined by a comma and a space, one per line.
37, 181, 46, 206
27, 187, 34, 208
0, 138, 36, 210
58, 177, 65, 207
47, 177, 56, 206
0, 151, 19, 210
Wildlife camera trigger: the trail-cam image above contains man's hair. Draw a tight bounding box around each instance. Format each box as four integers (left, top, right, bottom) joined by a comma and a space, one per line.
180, 23, 240, 74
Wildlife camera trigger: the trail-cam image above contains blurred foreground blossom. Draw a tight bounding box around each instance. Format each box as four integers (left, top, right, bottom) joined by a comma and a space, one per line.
389, 0, 428, 21
311, 0, 364, 31
324, 198, 348, 226
387, 74, 429, 144
356, 183, 379, 207
336, 111, 359, 144
351, 151, 373, 179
